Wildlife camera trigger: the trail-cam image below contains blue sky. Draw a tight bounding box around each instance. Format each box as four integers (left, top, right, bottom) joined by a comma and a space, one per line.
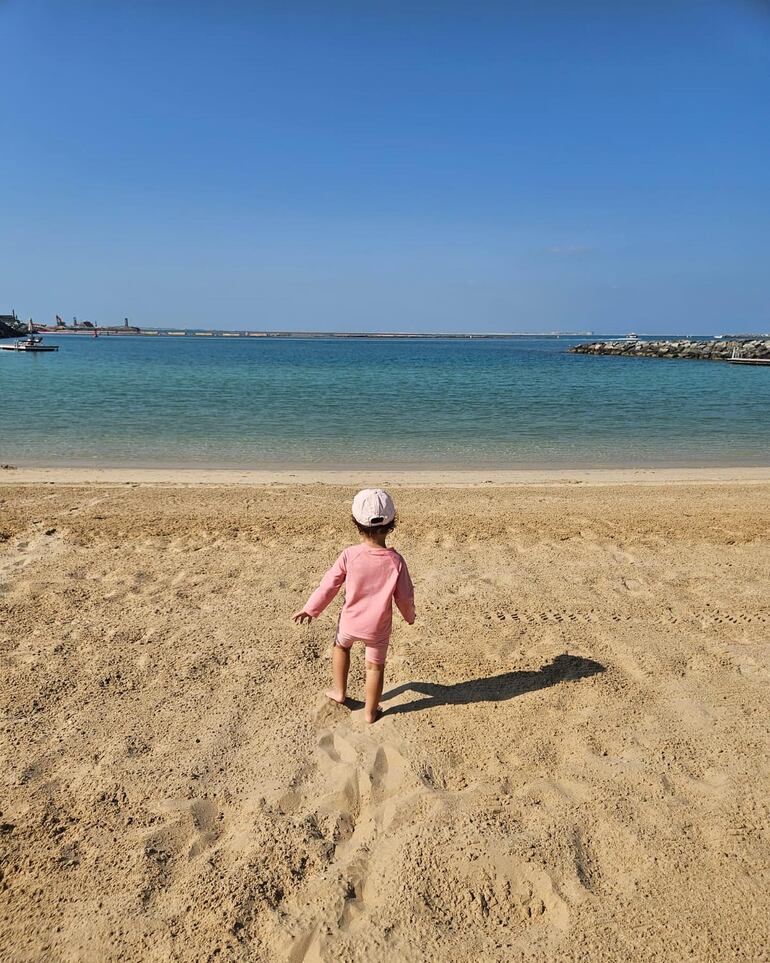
1, 1, 769, 333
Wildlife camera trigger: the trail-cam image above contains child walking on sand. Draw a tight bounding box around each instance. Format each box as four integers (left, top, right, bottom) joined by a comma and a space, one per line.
292, 489, 415, 723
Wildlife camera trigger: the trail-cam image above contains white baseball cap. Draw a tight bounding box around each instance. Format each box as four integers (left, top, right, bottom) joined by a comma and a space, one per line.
352, 489, 396, 527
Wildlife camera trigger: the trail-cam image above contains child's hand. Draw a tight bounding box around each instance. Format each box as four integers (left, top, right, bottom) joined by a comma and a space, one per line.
292, 610, 313, 624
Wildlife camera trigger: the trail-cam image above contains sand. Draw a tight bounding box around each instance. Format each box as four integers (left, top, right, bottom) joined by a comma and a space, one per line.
1, 471, 769, 962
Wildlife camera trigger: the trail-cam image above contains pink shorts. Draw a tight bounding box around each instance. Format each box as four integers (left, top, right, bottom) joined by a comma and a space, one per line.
334, 629, 390, 666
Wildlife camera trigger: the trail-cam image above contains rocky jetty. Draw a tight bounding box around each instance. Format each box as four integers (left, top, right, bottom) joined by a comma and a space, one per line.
570, 337, 770, 362
0, 315, 26, 339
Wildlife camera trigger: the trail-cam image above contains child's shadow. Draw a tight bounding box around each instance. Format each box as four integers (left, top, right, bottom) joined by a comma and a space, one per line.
382, 653, 605, 717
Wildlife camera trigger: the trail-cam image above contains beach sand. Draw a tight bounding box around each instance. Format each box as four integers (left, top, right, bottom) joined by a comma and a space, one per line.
1, 471, 769, 962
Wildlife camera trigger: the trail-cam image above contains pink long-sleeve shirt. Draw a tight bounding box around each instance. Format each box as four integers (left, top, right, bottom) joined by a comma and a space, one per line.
304, 544, 415, 641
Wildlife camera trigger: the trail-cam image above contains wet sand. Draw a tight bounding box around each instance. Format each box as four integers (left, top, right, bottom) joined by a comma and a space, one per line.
1, 473, 769, 961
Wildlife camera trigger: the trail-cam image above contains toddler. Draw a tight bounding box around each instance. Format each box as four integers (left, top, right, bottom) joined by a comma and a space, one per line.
292, 489, 415, 723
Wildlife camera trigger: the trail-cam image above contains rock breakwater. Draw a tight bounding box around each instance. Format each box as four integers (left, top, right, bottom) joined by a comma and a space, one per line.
570, 338, 770, 362
0, 316, 26, 340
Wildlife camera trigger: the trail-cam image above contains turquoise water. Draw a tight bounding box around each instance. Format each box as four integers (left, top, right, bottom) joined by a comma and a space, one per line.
1, 335, 768, 468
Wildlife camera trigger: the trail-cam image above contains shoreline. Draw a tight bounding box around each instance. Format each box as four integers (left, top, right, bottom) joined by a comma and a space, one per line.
3, 465, 770, 487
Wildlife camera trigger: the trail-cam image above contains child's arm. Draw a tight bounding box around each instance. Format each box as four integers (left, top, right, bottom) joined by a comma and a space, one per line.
394, 559, 416, 625
292, 551, 348, 624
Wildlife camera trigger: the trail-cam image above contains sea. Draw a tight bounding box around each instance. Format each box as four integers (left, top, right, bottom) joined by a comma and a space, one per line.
1, 334, 768, 469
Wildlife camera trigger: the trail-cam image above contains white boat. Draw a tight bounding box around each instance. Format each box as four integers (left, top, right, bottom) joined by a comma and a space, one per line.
0, 322, 59, 352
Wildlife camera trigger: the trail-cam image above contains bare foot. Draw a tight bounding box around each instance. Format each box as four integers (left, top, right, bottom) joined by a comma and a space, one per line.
365, 706, 383, 724
326, 690, 346, 705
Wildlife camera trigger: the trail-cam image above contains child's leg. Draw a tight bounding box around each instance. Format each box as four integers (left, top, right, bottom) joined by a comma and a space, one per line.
327, 645, 350, 704
364, 660, 385, 723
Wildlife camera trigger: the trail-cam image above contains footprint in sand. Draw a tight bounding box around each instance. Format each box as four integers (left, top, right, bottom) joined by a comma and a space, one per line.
318, 731, 358, 766
147, 797, 224, 862
369, 745, 407, 804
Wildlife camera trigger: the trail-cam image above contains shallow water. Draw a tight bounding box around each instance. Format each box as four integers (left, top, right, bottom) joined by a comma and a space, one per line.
1, 335, 768, 468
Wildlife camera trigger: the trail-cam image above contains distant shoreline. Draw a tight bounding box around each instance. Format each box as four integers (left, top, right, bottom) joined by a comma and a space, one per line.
36, 329, 596, 339
33, 328, 760, 341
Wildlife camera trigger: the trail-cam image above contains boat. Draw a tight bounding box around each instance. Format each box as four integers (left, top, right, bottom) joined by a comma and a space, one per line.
728, 346, 770, 366
0, 322, 59, 353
